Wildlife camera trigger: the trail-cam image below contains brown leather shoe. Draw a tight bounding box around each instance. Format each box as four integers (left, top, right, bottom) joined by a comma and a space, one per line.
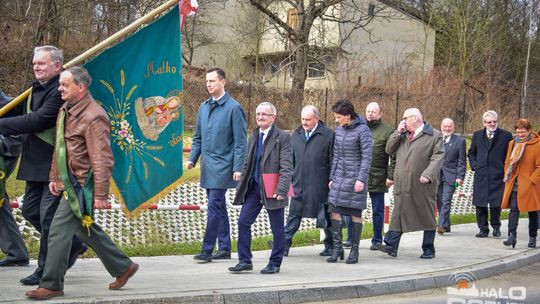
25, 287, 64, 300
109, 263, 139, 290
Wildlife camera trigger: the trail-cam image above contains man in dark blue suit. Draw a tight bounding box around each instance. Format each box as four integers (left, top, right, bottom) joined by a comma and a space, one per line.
230, 102, 292, 274
0, 46, 86, 285
468, 110, 513, 238
437, 118, 466, 235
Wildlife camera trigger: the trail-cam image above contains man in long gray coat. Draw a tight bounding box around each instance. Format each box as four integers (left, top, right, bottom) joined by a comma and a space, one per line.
376, 108, 444, 259
186, 67, 247, 262
284, 105, 334, 256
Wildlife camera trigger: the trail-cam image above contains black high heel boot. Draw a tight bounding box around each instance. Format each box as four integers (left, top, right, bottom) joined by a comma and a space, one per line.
503, 232, 517, 249
528, 237, 536, 248
346, 223, 363, 264
327, 219, 344, 263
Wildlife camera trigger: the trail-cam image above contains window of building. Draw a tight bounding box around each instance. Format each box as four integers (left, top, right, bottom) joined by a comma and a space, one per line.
308, 61, 326, 78
368, 4, 375, 17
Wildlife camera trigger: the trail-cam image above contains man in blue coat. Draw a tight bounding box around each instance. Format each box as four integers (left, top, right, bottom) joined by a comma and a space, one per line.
186, 67, 247, 262
468, 110, 512, 238
437, 118, 466, 235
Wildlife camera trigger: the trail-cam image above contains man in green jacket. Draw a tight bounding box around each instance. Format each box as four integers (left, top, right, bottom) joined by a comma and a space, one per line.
365, 102, 395, 250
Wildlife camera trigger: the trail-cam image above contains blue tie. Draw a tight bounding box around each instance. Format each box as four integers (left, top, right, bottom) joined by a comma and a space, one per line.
253, 132, 264, 183
305, 130, 311, 141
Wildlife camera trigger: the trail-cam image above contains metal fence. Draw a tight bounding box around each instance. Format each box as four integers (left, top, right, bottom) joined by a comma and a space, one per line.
10, 172, 476, 246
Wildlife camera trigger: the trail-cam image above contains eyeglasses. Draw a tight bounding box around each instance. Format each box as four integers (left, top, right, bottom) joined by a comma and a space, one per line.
256, 112, 274, 117
484, 120, 497, 124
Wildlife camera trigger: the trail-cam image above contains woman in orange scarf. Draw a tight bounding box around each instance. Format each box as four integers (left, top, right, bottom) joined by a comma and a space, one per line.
501, 118, 540, 248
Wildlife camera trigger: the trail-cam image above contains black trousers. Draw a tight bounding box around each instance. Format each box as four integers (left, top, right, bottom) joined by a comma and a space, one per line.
508, 191, 538, 237
475, 206, 501, 232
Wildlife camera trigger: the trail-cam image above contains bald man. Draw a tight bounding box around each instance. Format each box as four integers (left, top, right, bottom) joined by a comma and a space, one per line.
436, 118, 466, 235
364, 102, 395, 250
284, 105, 335, 256
376, 108, 444, 259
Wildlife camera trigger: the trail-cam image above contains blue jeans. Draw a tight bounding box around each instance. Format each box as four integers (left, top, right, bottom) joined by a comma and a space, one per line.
369, 192, 385, 244
201, 189, 231, 253
237, 184, 285, 267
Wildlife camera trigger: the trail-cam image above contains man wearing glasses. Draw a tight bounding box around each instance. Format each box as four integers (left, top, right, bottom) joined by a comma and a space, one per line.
229, 102, 292, 274
468, 110, 512, 238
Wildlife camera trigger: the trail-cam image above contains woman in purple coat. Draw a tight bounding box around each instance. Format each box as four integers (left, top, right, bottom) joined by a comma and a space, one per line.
327, 100, 372, 264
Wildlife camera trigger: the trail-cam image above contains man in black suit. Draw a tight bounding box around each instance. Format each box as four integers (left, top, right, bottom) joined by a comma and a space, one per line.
436, 118, 466, 235
229, 102, 292, 274
0, 46, 86, 285
468, 110, 513, 238
0, 89, 29, 267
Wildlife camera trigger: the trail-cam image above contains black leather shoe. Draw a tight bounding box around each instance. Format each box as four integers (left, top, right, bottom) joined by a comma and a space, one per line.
212, 250, 231, 260
20, 273, 41, 286
475, 231, 489, 238
493, 228, 501, 238
193, 252, 212, 262
0, 258, 29, 267
67, 244, 88, 269
370, 243, 380, 251
260, 264, 280, 274
376, 243, 397, 257
343, 241, 352, 248
420, 253, 435, 259
228, 263, 253, 272
319, 248, 333, 256
528, 237, 536, 248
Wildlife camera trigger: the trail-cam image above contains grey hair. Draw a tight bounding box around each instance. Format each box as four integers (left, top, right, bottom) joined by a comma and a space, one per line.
34, 45, 64, 65
302, 105, 320, 118
64, 66, 92, 88
257, 102, 277, 115
482, 110, 498, 121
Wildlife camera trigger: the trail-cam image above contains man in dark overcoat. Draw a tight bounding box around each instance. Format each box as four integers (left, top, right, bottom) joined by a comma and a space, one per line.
467, 110, 512, 238
229, 102, 292, 274
284, 105, 334, 256
377, 108, 444, 259
0, 46, 85, 284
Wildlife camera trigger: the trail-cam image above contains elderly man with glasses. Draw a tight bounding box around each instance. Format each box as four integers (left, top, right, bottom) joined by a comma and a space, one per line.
468, 110, 513, 238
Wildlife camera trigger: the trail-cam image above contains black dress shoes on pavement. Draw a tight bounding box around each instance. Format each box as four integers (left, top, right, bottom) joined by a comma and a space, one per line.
193, 252, 212, 262
493, 228, 501, 238
376, 243, 397, 257
228, 263, 253, 273
212, 250, 231, 260
370, 243, 381, 251
260, 264, 280, 274
0, 258, 29, 267
475, 231, 489, 238
20, 273, 41, 286
319, 248, 333, 256
420, 252, 435, 259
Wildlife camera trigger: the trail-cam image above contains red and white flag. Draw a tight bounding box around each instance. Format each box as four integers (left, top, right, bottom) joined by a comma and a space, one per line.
179, 0, 198, 29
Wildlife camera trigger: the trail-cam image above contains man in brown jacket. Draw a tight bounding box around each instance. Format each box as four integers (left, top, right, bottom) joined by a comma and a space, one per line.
376, 108, 444, 259
26, 67, 138, 300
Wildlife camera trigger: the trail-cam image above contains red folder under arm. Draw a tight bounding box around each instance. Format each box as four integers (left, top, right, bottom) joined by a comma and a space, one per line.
262, 173, 294, 198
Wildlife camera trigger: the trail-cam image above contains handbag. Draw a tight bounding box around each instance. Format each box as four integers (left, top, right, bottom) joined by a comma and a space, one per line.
315, 204, 329, 228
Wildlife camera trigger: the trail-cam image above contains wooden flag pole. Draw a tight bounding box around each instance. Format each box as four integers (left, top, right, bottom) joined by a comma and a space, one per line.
0, 0, 179, 117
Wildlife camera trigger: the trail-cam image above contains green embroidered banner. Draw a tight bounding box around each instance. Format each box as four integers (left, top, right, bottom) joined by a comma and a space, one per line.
84, 5, 183, 213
